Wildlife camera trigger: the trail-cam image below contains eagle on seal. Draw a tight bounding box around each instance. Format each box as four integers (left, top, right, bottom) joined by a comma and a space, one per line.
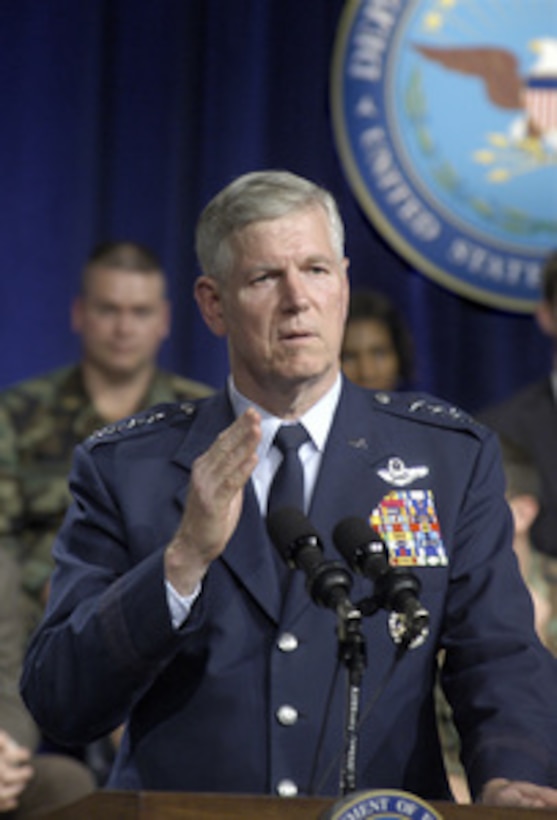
414, 38, 557, 148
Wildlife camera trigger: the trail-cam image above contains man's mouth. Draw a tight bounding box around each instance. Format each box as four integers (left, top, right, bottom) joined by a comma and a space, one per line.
280, 329, 313, 341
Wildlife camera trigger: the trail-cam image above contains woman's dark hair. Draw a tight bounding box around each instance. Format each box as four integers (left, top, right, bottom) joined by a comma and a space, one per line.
346, 289, 415, 385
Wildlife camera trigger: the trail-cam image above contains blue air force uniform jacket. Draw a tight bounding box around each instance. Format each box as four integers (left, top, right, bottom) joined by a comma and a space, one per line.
21, 380, 557, 800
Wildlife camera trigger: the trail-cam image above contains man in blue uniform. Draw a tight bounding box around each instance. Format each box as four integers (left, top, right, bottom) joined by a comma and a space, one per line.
21, 171, 557, 808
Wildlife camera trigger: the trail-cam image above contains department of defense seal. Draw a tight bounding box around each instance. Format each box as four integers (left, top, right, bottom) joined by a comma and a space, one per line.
331, 0, 557, 312
322, 788, 444, 820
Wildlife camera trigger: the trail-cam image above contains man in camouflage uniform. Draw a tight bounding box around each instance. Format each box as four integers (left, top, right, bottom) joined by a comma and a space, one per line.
0, 241, 213, 637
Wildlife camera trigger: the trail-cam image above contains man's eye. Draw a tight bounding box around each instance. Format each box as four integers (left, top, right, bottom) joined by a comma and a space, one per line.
251, 271, 276, 284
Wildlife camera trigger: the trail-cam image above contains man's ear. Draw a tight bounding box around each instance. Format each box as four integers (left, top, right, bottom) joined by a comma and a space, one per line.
535, 300, 557, 338
341, 257, 350, 323
159, 299, 172, 341
194, 276, 227, 337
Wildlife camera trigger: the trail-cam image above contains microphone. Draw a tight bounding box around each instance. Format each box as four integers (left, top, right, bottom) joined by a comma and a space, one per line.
332, 516, 430, 649
266, 507, 357, 617
268, 508, 368, 796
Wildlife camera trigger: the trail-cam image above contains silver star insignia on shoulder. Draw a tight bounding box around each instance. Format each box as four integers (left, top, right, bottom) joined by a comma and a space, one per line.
377, 457, 429, 487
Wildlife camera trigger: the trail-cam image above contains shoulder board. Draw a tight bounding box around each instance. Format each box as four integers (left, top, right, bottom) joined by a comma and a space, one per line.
372, 391, 487, 439
84, 401, 198, 449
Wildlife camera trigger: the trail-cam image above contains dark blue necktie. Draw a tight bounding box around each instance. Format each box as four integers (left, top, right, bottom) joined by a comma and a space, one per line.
267, 423, 309, 517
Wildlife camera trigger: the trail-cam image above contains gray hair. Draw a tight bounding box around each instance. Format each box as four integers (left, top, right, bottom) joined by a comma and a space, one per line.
195, 170, 345, 280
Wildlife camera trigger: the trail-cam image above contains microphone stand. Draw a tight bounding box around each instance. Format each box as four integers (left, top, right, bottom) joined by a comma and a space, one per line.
335, 600, 367, 796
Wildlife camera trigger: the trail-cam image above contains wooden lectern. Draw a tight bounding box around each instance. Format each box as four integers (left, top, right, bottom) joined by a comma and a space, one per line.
37, 791, 557, 820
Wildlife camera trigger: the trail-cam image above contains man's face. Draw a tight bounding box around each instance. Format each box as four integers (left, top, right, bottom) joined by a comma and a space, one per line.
212, 205, 349, 402
72, 266, 170, 378
341, 318, 401, 390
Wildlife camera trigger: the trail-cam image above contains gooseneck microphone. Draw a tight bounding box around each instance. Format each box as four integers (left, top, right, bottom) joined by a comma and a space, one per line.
332, 516, 430, 649
266, 507, 357, 617
268, 507, 367, 796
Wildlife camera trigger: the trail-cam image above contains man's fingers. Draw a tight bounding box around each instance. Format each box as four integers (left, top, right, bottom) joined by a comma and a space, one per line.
191, 409, 261, 505
0, 751, 33, 812
210, 409, 261, 479
0, 734, 31, 768
482, 778, 557, 808
165, 409, 263, 593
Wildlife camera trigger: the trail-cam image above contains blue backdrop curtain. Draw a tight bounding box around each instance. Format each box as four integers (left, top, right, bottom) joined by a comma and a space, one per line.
0, 0, 551, 414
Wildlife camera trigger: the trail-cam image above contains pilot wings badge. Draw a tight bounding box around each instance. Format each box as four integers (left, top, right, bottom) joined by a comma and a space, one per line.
377, 457, 429, 487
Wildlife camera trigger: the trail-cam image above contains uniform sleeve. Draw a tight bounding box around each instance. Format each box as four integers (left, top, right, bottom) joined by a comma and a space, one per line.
441, 431, 557, 796
20, 441, 200, 746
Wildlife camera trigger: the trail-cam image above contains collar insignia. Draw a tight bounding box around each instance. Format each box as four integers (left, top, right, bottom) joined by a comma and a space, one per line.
377, 457, 429, 487
348, 437, 368, 449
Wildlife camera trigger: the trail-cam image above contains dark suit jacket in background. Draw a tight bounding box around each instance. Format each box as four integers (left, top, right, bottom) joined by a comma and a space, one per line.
20, 380, 557, 801
479, 377, 557, 559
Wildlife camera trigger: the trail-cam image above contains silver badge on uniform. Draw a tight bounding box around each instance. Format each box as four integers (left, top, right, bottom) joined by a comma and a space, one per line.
377, 457, 429, 487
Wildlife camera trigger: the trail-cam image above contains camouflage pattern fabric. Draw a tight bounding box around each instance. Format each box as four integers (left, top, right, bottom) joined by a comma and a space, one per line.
0, 365, 213, 638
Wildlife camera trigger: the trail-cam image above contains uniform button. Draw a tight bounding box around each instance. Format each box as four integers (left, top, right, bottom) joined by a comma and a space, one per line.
277, 632, 298, 652
276, 778, 298, 797
276, 704, 299, 726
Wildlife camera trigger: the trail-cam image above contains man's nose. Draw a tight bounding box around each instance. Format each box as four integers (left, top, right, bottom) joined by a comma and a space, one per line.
360, 354, 378, 376
114, 312, 135, 333
281, 268, 310, 307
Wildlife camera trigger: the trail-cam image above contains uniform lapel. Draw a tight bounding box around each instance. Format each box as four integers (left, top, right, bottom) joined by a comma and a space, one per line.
170, 392, 282, 623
